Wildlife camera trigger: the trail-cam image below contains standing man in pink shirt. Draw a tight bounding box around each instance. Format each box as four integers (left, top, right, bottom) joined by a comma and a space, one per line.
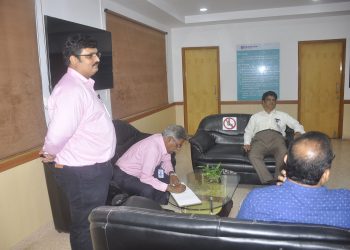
40, 34, 116, 250
113, 125, 187, 204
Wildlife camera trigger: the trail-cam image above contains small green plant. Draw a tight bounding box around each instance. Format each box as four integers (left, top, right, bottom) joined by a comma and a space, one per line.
199, 163, 222, 182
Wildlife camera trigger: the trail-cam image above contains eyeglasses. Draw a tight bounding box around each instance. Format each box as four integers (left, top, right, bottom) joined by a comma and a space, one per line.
172, 137, 183, 150
75, 52, 101, 59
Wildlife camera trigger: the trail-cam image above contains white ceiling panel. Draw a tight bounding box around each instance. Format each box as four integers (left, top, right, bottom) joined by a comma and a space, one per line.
109, 0, 350, 27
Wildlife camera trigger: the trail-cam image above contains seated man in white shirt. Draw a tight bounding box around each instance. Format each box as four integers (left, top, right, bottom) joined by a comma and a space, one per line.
243, 91, 305, 184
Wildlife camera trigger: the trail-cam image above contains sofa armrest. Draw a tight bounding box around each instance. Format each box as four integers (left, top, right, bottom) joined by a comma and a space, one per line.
285, 126, 295, 147
189, 131, 215, 153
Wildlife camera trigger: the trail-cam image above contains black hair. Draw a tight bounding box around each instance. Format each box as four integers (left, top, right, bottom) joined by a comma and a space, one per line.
285, 131, 334, 185
262, 91, 278, 101
62, 34, 97, 66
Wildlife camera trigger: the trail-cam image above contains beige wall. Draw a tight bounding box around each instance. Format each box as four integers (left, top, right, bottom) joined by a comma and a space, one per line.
0, 159, 52, 250
130, 106, 177, 133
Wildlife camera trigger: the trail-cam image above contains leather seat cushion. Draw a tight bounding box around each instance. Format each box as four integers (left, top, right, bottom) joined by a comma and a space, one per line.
198, 144, 276, 164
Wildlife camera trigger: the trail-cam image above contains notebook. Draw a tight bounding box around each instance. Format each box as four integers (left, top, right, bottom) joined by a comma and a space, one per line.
170, 184, 202, 207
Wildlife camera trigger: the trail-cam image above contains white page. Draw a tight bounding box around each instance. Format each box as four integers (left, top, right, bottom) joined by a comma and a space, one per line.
170, 184, 202, 207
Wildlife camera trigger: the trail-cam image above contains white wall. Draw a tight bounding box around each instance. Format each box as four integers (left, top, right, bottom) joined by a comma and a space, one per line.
169, 15, 350, 102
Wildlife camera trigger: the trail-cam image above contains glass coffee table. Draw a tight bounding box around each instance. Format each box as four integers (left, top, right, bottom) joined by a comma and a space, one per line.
169, 171, 240, 215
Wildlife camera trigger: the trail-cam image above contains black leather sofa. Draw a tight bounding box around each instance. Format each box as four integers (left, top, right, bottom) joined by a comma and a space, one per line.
89, 196, 350, 250
189, 113, 294, 184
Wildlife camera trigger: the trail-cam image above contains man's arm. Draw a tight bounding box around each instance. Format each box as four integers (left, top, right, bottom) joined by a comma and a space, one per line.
43, 86, 85, 156
138, 145, 185, 192
243, 115, 256, 152
284, 113, 305, 135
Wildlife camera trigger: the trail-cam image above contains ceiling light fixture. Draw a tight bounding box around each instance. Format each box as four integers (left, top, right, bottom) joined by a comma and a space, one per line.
200, 8, 208, 12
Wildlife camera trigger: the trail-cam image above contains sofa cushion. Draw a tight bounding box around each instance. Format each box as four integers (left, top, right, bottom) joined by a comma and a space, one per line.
202, 144, 250, 164
111, 119, 150, 165
197, 144, 276, 165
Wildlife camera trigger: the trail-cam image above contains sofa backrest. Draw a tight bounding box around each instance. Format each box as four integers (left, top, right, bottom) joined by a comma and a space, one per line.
111, 119, 176, 167
111, 119, 150, 165
197, 114, 251, 145
89, 204, 350, 250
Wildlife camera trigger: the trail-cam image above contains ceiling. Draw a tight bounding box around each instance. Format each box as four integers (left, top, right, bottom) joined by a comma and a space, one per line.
109, 0, 350, 27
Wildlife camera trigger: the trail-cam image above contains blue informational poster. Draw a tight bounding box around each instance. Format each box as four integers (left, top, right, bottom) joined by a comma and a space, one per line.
237, 43, 280, 100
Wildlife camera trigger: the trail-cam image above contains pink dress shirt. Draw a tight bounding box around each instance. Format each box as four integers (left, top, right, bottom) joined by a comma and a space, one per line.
43, 68, 116, 166
116, 134, 174, 192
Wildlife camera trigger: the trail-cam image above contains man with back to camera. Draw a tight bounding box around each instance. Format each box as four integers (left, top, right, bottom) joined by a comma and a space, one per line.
237, 131, 350, 229
40, 34, 116, 250
113, 125, 187, 204
243, 91, 305, 184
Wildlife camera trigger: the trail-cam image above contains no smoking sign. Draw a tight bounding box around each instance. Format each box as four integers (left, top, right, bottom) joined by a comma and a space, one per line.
222, 117, 237, 130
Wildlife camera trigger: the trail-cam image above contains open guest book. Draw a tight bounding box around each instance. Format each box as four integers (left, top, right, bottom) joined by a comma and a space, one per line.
170, 184, 202, 207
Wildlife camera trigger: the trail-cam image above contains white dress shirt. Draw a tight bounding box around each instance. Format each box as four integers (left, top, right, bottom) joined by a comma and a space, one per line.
244, 109, 305, 145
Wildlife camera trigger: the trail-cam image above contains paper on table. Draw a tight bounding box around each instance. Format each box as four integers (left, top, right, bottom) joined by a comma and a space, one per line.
170, 184, 201, 207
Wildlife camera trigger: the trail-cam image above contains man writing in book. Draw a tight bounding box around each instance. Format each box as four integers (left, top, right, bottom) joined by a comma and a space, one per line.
113, 125, 187, 204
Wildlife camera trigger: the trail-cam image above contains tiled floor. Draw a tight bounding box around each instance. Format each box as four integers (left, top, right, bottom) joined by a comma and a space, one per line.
14, 139, 350, 249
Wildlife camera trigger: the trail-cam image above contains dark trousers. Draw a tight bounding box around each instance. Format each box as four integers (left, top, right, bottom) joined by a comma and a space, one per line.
52, 161, 113, 250
113, 165, 170, 205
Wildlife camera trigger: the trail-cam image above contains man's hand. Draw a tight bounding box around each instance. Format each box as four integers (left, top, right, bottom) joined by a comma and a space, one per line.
39, 150, 55, 163
277, 169, 287, 186
169, 174, 180, 187
243, 144, 251, 152
167, 183, 186, 193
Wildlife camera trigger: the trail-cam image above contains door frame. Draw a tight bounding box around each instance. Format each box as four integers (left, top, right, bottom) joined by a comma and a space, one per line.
182, 46, 221, 133
298, 39, 345, 138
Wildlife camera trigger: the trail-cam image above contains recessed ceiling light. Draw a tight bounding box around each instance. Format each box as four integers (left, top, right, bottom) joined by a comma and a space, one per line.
200, 8, 208, 12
